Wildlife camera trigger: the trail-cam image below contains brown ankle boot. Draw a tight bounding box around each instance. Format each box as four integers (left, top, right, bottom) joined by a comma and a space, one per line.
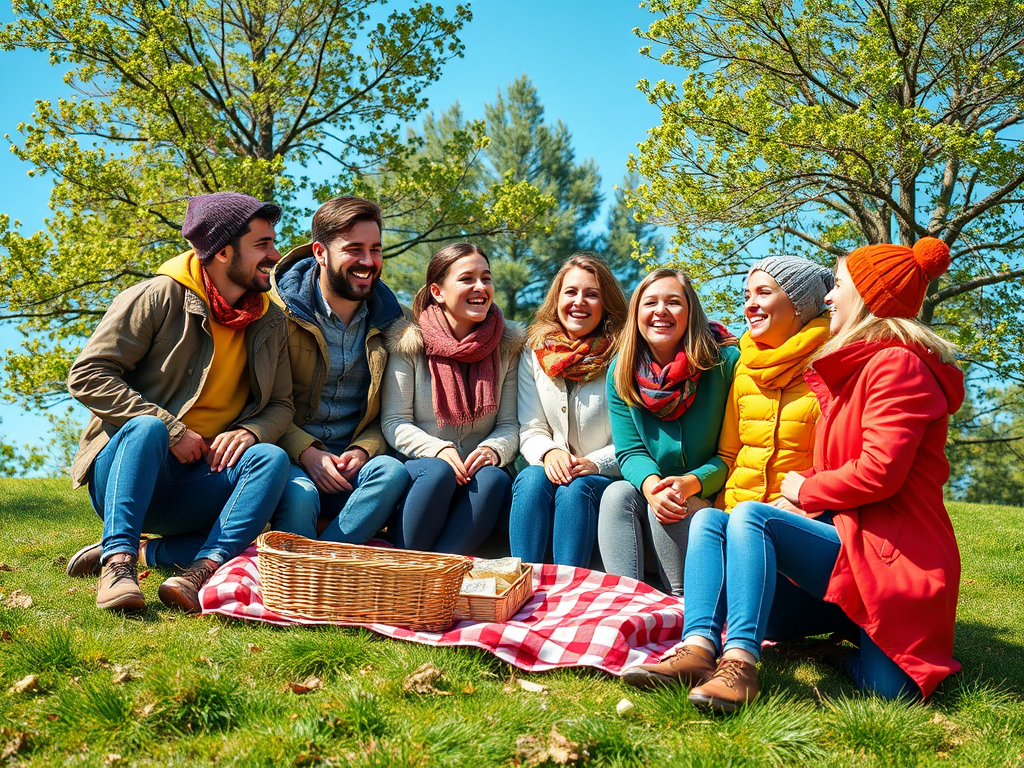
96, 556, 146, 612
688, 657, 760, 713
69, 537, 150, 578
158, 559, 218, 613
622, 644, 717, 689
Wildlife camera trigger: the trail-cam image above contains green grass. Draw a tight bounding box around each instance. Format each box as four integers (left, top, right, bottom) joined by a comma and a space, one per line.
1, 479, 1022, 767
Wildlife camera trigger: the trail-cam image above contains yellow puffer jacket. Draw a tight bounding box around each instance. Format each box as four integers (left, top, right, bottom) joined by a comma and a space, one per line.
717, 316, 831, 511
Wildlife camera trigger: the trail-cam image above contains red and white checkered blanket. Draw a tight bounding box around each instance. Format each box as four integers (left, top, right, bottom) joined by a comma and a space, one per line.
199, 547, 686, 676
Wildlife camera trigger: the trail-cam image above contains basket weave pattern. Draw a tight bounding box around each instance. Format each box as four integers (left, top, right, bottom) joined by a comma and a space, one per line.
256, 532, 473, 631
453, 563, 534, 624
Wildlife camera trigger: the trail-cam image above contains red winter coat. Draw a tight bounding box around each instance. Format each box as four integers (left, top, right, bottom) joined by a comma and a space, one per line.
798, 340, 964, 698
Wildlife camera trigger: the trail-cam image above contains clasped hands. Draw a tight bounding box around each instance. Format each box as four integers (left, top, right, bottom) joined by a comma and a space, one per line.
299, 444, 370, 493
437, 445, 501, 485
170, 427, 257, 472
642, 473, 703, 524
542, 448, 599, 485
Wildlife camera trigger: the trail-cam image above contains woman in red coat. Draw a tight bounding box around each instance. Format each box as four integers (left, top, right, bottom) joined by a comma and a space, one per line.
657, 237, 963, 713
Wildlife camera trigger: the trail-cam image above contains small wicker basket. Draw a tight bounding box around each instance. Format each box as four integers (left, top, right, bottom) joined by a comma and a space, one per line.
453, 563, 534, 624
255, 532, 473, 631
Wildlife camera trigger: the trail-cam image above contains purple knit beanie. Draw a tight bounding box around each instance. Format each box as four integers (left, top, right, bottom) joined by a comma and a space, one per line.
181, 192, 282, 261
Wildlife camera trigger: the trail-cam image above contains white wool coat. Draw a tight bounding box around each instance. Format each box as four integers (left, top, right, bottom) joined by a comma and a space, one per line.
381, 315, 524, 466
517, 349, 620, 477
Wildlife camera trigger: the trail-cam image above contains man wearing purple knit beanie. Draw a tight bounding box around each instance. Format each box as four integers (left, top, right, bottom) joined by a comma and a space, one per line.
64, 191, 295, 615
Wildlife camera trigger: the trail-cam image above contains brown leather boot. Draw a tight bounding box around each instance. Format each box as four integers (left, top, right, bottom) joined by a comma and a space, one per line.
158, 559, 218, 613
688, 657, 760, 713
68, 538, 150, 578
96, 555, 146, 612
622, 644, 717, 689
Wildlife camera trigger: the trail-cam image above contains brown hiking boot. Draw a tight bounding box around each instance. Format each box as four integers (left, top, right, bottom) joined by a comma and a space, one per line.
158, 559, 218, 613
68, 542, 103, 577
622, 644, 717, 690
96, 556, 146, 612
68, 537, 150, 578
688, 657, 760, 713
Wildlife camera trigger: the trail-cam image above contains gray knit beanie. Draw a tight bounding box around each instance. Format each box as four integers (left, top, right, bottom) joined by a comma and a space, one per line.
747, 255, 835, 320
181, 192, 282, 261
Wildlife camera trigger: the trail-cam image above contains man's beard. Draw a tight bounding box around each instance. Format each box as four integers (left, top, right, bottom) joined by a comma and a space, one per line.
327, 262, 379, 302
226, 253, 272, 294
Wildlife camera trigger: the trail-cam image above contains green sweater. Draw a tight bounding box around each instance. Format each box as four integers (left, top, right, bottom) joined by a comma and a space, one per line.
606, 345, 740, 498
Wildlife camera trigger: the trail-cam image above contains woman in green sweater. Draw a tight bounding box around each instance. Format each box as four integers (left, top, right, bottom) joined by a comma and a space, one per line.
597, 268, 739, 596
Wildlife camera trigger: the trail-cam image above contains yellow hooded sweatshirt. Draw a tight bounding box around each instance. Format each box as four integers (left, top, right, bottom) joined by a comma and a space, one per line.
158, 251, 269, 439
716, 315, 831, 511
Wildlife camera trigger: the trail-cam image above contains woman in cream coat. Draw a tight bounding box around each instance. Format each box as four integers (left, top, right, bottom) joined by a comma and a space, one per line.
381, 243, 523, 555
510, 254, 627, 567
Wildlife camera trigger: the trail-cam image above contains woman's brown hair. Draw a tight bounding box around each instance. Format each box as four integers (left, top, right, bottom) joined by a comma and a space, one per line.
613, 268, 723, 408
412, 242, 490, 319
526, 253, 627, 349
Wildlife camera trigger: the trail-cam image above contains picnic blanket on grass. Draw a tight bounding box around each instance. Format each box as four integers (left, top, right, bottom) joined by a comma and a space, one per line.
199, 547, 687, 676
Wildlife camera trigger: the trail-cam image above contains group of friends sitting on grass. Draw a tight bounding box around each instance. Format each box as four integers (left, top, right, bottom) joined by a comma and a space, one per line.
63, 191, 964, 714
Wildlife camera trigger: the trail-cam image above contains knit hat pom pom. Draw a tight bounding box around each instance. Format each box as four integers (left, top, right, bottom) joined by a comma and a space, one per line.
913, 237, 950, 281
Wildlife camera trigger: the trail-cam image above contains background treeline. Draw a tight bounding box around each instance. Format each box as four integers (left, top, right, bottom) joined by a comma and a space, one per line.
1, 0, 1022, 504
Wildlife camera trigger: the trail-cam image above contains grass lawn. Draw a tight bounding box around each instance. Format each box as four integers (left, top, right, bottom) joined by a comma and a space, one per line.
1, 479, 1023, 767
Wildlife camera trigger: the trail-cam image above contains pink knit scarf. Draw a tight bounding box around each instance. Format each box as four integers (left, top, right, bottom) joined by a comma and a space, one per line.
419, 303, 505, 427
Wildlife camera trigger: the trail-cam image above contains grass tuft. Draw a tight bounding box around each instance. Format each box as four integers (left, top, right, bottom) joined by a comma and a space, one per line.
822, 694, 943, 765
145, 666, 244, 734
268, 627, 374, 680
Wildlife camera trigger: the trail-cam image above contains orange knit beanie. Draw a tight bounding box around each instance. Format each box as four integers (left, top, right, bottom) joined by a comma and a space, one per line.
845, 237, 951, 318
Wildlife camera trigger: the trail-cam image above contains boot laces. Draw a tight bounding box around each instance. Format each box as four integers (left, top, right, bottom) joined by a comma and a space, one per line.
108, 560, 138, 586
715, 658, 749, 689
180, 562, 216, 589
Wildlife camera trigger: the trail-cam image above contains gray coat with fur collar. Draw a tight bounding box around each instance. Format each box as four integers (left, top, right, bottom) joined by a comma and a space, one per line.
381, 315, 524, 466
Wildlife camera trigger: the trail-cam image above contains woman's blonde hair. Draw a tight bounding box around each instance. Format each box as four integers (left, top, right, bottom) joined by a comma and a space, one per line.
817, 257, 958, 364
526, 253, 628, 349
614, 268, 723, 407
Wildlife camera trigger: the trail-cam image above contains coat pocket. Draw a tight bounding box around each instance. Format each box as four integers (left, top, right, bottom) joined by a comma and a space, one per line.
863, 507, 903, 565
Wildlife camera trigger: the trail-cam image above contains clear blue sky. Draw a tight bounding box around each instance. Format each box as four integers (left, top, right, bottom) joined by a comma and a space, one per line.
0, 1, 665, 450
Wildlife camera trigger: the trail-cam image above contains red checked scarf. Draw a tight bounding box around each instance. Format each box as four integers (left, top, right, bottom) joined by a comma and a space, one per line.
201, 269, 264, 329
534, 330, 614, 383
420, 303, 505, 427
636, 321, 737, 420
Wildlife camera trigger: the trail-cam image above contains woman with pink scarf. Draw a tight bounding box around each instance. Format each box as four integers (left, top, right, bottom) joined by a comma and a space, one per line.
381, 243, 524, 554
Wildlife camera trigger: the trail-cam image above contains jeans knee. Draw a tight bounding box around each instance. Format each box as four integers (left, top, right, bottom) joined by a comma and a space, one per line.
368, 455, 407, 484
476, 465, 511, 494
123, 415, 169, 449
728, 500, 771, 531
274, 473, 321, 532
512, 464, 547, 493
408, 458, 458, 495
243, 443, 290, 479
599, 481, 642, 521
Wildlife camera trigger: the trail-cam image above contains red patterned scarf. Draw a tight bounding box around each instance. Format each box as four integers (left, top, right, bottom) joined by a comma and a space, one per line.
420, 303, 505, 427
534, 329, 614, 382
636, 321, 737, 421
201, 269, 264, 329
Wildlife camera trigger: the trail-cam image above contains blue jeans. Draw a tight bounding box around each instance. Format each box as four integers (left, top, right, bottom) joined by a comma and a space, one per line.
597, 480, 689, 595
509, 465, 613, 567
683, 502, 918, 700
87, 415, 290, 567
393, 458, 511, 555
270, 456, 409, 542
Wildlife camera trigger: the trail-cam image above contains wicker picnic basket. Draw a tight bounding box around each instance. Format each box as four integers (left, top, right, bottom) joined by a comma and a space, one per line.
255, 532, 473, 631
453, 562, 534, 624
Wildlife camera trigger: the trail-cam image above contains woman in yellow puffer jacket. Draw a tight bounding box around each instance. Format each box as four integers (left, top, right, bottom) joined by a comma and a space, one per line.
717, 256, 835, 511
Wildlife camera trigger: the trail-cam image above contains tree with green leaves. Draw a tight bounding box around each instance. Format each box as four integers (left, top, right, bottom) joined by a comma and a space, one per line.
603, 173, 665, 289
629, 0, 1024, 382
0, 0, 545, 411
947, 384, 1024, 506
482, 76, 603, 319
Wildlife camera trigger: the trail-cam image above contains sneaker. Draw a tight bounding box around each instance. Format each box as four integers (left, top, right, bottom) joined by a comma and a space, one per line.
67, 542, 103, 578
96, 557, 146, 612
688, 658, 760, 713
622, 644, 717, 690
158, 560, 218, 613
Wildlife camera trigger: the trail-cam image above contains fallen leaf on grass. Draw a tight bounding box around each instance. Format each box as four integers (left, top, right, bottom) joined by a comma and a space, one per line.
247, 643, 263, 654
514, 726, 582, 766
51, 555, 67, 566
288, 676, 323, 694
105, 753, 123, 764
293, 750, 319, 767
516, 679, 549, 694
0, 630, 12, 642
138, 569, 152, 580
9, 675, 40, 694
462, 683, 476, 695
45, 714, 58, 722
111, 666, 137, 684
4, 590, 33, 609
1, 731, 27, 760
136, 703, 155, 718
0, 563, 14, 572
402, 663, 451, 695
67, 587, 79, 594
